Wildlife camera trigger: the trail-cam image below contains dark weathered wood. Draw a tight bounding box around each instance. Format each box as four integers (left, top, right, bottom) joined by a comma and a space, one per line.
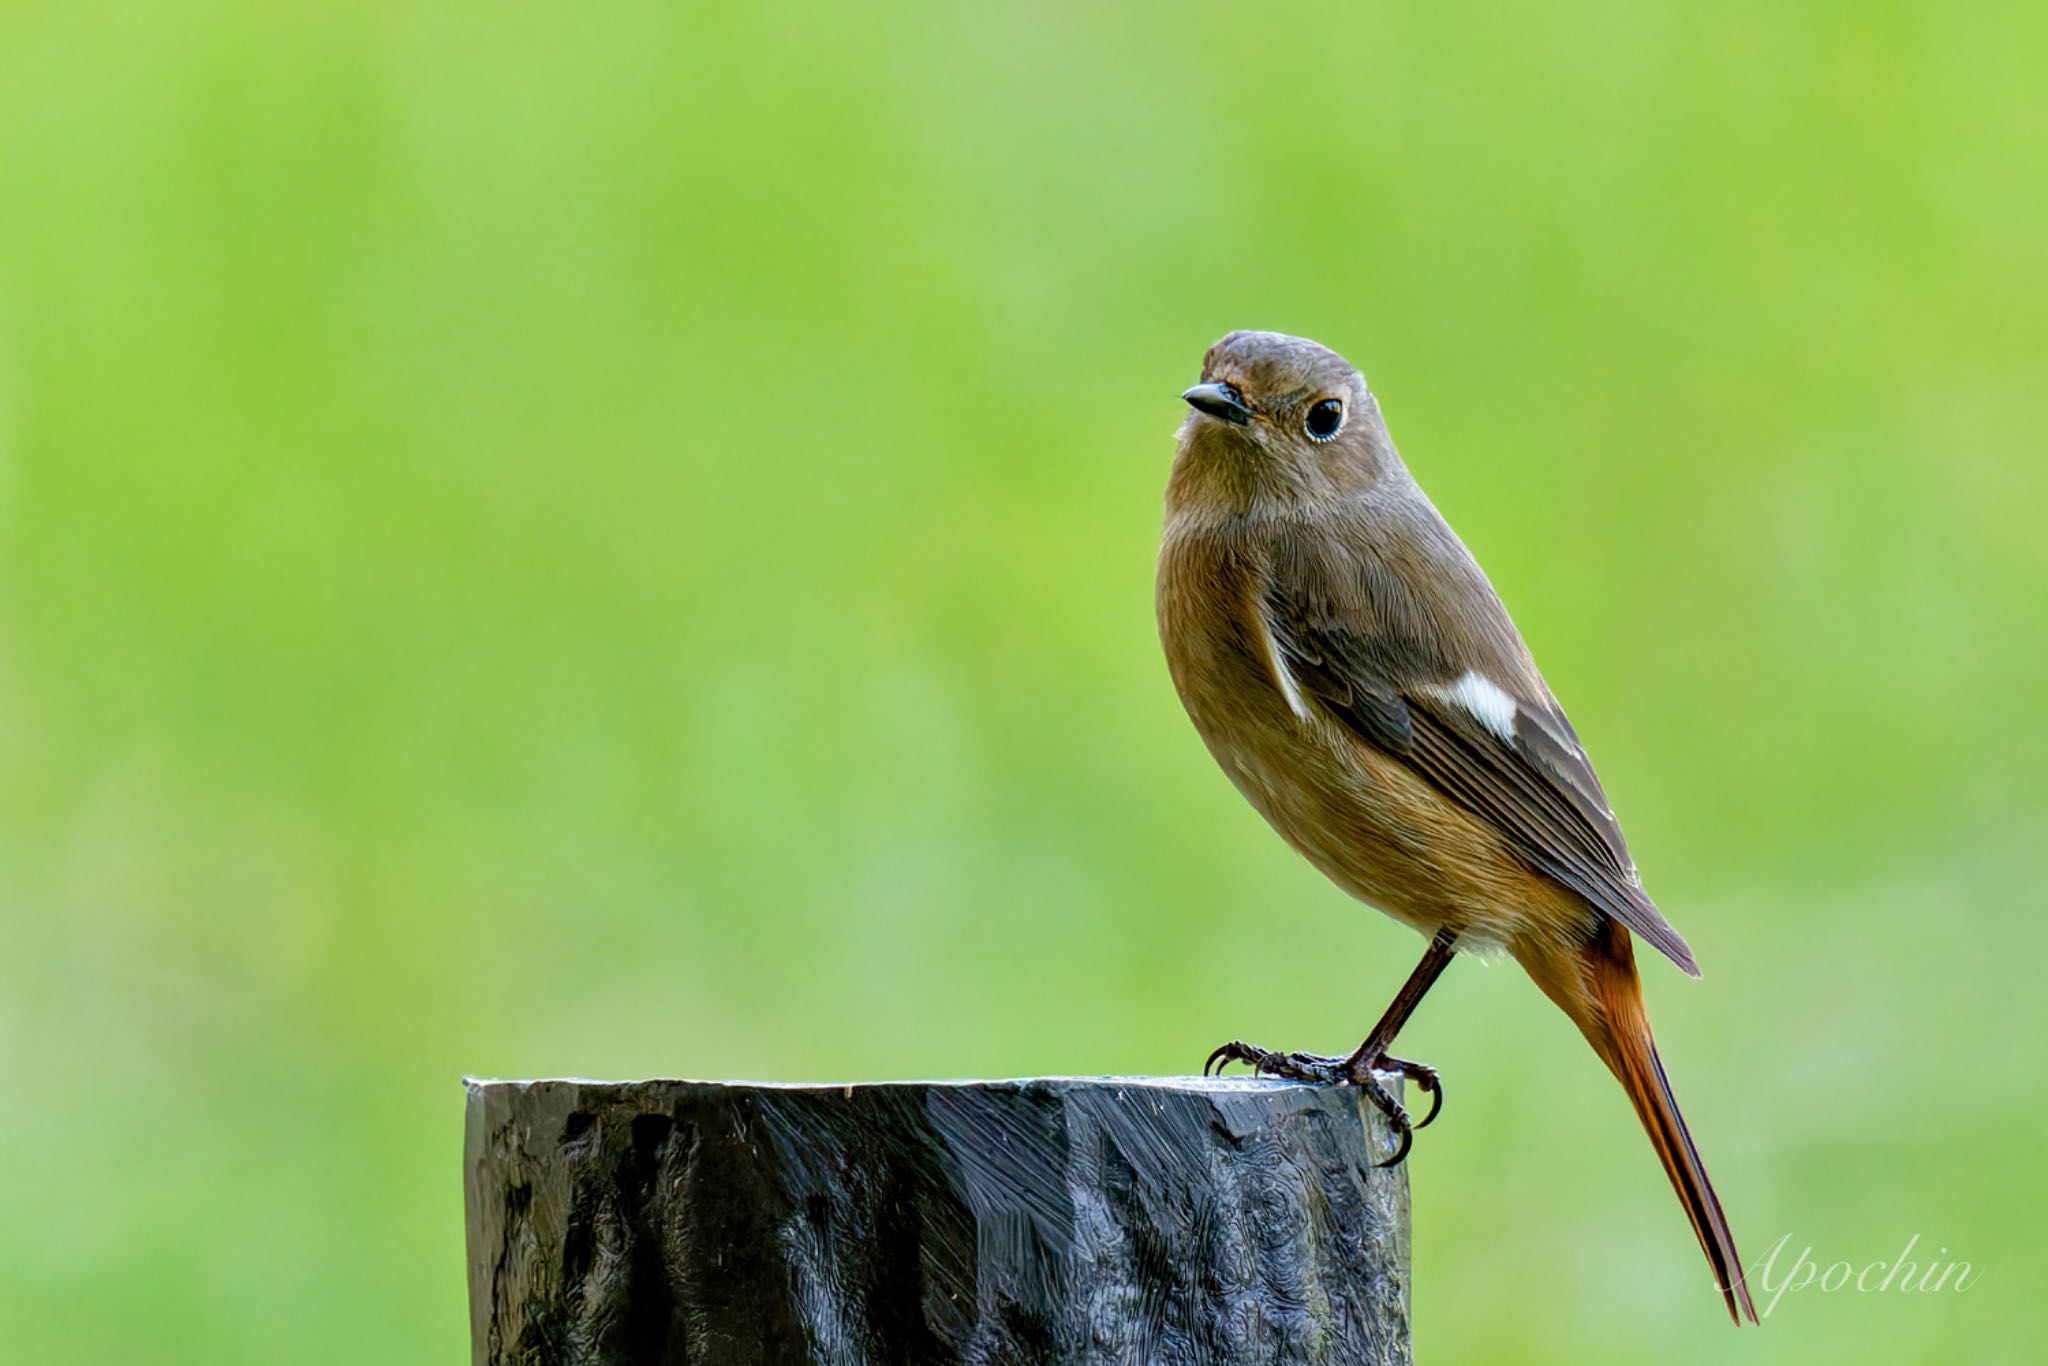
465, 1076, 1411, 1365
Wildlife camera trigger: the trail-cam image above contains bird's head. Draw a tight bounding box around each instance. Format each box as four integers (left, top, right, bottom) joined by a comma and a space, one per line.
1173, 330, 1396, 512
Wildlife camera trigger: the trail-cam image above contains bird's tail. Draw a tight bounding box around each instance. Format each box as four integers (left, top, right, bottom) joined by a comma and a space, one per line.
1531, 919, 1759, 1324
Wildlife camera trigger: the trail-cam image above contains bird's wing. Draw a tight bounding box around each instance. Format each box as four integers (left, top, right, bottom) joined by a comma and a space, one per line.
1263, 574, 1700, 977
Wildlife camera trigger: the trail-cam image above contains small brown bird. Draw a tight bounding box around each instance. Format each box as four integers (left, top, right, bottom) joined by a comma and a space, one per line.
1157, 330, 1756, 1323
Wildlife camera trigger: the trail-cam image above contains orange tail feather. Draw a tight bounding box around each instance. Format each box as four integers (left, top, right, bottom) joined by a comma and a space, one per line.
1530, 920, 1759, 1324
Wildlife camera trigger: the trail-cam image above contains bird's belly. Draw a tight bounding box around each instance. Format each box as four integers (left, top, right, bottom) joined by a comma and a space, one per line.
1196, 707, 1553, 954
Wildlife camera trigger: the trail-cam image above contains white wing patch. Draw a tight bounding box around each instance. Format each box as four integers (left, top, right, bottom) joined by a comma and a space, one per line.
1259, 617, 1312, 722
1426, 671, 1519, 742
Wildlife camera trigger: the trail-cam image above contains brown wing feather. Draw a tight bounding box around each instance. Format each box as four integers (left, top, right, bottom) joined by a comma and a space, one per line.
1265, 586, 1701, 977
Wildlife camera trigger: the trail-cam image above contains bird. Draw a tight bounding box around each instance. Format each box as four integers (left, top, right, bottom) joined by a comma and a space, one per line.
1155, 329, 1757, 1323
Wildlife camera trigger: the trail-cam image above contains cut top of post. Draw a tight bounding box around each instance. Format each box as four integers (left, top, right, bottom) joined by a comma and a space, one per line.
465, 1076, 1411, 1365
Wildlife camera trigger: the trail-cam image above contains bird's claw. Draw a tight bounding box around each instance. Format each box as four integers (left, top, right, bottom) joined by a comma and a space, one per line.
1204, 1039, 1444, 1167
1376, 1054, 1444, 1129
1202, 1040, 1248, 1077
1205, 1040, 1345, 1083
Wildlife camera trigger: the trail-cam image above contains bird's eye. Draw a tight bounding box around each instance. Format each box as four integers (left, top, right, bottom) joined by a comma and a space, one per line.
1305, 398, 1344, 442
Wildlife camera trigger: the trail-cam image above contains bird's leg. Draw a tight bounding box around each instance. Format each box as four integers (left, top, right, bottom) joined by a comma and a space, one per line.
1206, 929, 1458, 1166
1339, 929, 1457, 1111
1336, 929, 1457, 1163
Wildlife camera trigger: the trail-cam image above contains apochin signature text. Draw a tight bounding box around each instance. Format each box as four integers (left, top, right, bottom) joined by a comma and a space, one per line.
1753, 1233, 1979, 1318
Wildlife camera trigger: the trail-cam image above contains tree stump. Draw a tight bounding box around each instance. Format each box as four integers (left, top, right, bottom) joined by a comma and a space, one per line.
464, 1076, 1412, 1365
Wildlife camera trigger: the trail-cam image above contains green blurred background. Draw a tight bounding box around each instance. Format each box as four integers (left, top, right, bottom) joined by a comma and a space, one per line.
3, 2, 2043, 1361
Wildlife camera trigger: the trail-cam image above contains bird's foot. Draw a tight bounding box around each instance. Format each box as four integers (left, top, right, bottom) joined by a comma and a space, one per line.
1203, 1039, 1350, 1084
1204, 1040, 1444, 1168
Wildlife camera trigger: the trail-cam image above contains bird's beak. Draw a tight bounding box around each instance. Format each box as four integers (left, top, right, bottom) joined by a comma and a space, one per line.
1182, 382, 1251, 426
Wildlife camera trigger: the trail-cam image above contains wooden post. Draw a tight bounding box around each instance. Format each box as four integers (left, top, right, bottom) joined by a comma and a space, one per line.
465, 1077, 1412, 1364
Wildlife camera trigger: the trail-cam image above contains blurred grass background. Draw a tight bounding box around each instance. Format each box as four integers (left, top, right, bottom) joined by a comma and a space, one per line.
2, 2, 2043, 1361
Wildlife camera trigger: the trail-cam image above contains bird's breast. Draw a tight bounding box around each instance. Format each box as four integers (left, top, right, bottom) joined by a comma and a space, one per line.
1156, 527, 1545, 946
